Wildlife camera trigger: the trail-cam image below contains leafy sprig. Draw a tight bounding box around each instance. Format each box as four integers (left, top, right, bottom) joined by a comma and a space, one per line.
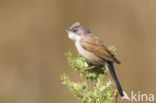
60, 46, 118, 103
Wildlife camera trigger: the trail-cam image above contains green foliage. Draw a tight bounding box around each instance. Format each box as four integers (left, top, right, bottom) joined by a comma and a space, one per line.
60, 47, 118, 103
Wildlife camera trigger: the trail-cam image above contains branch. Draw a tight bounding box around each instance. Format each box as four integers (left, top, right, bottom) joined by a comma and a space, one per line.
60, 46, 118, 103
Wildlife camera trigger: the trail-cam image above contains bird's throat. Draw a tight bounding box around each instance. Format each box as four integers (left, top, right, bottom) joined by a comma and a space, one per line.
68, 32, 80, 42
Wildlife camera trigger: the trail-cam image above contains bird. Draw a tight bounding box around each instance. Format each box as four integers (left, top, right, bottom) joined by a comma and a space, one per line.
64, 22, 125, 97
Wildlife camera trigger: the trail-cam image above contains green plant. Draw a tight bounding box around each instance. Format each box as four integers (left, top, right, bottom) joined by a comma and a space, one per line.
60, 46, 118, 103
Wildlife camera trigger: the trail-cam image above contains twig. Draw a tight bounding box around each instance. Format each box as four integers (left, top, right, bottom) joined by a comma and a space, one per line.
114, 93, 118, 103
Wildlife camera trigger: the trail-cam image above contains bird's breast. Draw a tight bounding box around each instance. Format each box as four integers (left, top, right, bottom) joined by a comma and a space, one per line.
75, 40, 103, 65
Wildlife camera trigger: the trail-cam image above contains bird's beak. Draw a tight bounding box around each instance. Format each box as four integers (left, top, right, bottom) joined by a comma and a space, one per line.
62, 29, 69, 32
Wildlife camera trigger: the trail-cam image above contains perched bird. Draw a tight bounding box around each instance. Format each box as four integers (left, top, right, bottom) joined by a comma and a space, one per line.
64, 22, 125, 97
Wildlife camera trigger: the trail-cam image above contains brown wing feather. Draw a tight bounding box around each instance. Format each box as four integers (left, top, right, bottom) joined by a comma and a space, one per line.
80, 34, 120, 64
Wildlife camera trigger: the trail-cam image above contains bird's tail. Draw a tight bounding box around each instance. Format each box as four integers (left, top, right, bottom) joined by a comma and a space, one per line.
105, 62, 124, 96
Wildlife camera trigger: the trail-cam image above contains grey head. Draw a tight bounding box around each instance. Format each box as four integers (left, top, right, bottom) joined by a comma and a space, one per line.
64, 22, 91, 42
68, 22, 90, 35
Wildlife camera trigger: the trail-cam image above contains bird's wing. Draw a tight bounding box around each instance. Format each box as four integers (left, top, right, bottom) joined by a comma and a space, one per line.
80, 34, 120, 64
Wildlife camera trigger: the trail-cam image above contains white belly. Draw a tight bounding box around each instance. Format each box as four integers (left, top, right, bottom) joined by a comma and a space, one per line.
75, 40, 103, 64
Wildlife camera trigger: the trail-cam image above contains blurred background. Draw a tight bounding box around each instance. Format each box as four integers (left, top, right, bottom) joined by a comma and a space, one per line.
0, 0, 156, 103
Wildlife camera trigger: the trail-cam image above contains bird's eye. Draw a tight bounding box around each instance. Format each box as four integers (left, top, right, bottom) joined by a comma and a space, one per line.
73, 30, 77, 32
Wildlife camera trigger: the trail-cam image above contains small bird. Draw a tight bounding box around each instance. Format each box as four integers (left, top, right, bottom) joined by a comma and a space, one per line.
64, 22, 124, 97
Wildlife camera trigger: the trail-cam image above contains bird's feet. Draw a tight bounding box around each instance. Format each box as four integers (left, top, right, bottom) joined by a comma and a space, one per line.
84, 66, 96, 71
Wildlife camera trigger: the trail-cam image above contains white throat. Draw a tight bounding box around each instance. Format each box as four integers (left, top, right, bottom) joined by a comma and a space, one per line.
68, 32, 80, 42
